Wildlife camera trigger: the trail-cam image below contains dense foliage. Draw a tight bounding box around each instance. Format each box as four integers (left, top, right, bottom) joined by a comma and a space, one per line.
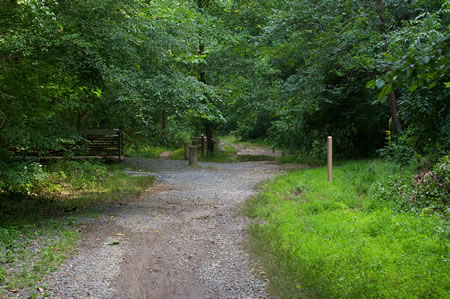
0, 0, 226, 155
223, 0, 449, 160
0, 1, 448, 296
1, 0, 448, 162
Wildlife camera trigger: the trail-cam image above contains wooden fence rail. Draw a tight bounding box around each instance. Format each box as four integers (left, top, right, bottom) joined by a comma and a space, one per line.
82, 129, 123, 160
17, 129, 124, 161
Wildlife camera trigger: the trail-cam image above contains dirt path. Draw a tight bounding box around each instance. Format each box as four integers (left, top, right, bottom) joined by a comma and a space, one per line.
39, 158, 282, 298
158, 151, 173, 159
232, 143, 283, 157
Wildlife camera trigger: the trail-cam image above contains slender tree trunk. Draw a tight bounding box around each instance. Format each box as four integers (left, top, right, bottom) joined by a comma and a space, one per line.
197, 0, 214, 153
375, 0, 402, 132
205, 121, 214, 153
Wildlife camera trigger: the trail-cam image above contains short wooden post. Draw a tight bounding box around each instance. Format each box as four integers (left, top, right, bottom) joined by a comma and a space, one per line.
327, 136, 332, 182
184, 142, 191, 160
189, 145, 198, 166
201, 135, 205, 157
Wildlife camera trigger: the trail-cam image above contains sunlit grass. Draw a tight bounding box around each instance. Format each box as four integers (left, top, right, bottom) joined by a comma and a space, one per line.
125, 145, 167, 159
245, 160, 449, 298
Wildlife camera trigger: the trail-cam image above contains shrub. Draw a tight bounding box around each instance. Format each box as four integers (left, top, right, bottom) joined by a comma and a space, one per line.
371, 156, 449, 216
0, 161, 47, 195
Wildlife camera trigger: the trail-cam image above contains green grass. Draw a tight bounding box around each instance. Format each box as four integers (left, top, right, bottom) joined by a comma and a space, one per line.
168, 145, 238, 162
125, 145, 168, 159
245, 160, 449, 298
0, 160, 154, 295
221, 135, 270, 148
0, 219, 80, 294
198, 145, 237, 162
169, 148, 185, 160
278, 155, 325, 166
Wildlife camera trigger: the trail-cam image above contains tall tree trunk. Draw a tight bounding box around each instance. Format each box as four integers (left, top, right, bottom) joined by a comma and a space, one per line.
204, 121, 214, 153
375, 0, 402, 132
197, 0, 214, 153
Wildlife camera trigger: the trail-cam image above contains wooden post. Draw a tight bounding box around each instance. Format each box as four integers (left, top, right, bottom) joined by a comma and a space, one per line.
184, 142, 191, 160
189, 145, 198, 166
328, 136, 332, 182
118, 128, 123, 160
201, 135, 205, 157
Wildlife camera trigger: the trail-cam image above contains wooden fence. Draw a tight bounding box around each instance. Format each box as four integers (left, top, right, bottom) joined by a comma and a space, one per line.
82, 129, 123, 160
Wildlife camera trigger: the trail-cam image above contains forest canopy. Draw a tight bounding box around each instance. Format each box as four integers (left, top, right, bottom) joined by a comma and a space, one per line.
0, 0, 449, 162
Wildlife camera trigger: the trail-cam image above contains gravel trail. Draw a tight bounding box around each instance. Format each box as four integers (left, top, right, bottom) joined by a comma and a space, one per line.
39, 157, 282, 298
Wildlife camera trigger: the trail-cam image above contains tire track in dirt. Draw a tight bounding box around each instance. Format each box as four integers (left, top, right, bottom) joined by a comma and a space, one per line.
38, 158, 282, 299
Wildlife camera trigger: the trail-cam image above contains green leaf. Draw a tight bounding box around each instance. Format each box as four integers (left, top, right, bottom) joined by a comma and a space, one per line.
409, 84, 418, 92
375, 79, 385, 89
366, 80, 375, 88
104, 241, 120, 246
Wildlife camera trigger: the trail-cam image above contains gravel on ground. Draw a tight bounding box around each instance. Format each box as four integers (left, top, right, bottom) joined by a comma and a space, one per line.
29, 157, 282, 299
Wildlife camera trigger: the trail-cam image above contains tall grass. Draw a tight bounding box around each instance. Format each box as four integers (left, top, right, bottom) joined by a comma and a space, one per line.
245, 160, 448, 298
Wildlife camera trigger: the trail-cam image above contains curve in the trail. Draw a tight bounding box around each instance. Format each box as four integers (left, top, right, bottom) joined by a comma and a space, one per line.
41, 158, 281, 299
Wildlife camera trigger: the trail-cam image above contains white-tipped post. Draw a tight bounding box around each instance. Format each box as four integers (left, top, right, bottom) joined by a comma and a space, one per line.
327, 136, 332, 182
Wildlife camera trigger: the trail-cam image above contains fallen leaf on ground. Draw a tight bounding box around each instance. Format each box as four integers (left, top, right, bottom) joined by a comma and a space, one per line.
104, 241, 120, 245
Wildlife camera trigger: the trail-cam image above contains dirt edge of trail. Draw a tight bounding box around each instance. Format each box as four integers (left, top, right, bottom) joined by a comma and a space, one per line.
34, 158, 282, 299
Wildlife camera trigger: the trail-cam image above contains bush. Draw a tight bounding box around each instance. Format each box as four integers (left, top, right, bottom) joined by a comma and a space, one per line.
0, 160, 47, 195
371, 156, 449, 216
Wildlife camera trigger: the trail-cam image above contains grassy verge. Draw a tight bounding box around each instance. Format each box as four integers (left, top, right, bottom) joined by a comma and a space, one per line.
278, 155, 325, 166
169, 148, 185, 160
221, 135, 270, 148
0, 160, 154, 296
245, 160, 449, 298
125, 145, 168, 159
198, 145, 237, 163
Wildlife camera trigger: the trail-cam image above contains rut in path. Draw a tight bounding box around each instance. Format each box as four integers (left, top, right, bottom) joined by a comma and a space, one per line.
40, 158, 282, 299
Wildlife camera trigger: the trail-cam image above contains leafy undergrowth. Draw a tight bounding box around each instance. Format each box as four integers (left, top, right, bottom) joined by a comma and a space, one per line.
38, 160, 154, 209
169, 148, 185, 160
245, 160, 449, 298
0, 160, 154, 296
0, 218, 81, 296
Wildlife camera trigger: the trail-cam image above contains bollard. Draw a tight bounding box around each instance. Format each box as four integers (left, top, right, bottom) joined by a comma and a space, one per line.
328, 136, 332, 182
189, 145, 198, 166
184, 142, 191, 160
